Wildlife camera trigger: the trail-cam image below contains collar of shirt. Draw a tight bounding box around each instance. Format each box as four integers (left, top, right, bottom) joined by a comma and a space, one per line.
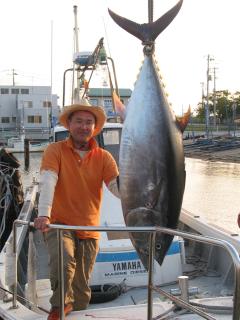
65, 136, 98, 151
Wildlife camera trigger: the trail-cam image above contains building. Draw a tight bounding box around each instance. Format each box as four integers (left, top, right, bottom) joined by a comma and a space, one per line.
88, 88, 132, 118
0, 85, 60, 140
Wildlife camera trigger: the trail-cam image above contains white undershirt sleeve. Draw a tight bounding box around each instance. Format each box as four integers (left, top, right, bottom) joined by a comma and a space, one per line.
38, 170, 58, 218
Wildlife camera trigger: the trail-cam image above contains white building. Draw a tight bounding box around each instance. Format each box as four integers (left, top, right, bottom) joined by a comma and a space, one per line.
0, 85, 60, 140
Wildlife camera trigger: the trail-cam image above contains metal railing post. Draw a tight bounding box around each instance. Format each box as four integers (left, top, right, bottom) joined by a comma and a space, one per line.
233, 263, 240, 319
178, 276, 189, 302
57, 229, 64, 320
12, 221, 18, 309
147, 232, 155, 320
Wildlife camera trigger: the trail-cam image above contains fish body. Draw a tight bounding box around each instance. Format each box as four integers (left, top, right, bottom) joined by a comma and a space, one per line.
120, 55, 185, 268
109, 0, 185, 268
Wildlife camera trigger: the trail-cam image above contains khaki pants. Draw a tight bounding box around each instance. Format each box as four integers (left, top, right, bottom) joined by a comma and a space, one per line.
45, 229, 99, 310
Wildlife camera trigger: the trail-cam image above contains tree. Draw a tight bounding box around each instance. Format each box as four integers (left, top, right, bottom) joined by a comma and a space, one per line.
195, 90, 240, 124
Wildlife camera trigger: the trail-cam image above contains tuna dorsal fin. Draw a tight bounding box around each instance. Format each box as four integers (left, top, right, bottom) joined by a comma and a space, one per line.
108, 0, 183, 43
176, 105, 191, 133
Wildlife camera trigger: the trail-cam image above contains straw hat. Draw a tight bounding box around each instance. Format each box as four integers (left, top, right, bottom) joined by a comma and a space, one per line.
59, 98, 107, 136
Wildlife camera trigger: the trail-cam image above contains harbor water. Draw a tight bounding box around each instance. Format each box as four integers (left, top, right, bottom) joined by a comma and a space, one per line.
16, 153, 240, 236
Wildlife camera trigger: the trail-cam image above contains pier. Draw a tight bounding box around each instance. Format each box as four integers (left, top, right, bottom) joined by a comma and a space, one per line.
184, 136, 240, 163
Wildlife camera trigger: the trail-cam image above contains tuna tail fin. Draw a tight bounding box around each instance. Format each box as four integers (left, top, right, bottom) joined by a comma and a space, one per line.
108, 0, 183, 44
176, 105, 191, 133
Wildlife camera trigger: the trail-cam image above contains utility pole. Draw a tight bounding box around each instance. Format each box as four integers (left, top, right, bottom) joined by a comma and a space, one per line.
206, 55, 214, 139
232, 101, 237, 137
200, 82, 205, 135
200, 82, 205, 109
12, 68, 18, 86
213, 67, 217, 130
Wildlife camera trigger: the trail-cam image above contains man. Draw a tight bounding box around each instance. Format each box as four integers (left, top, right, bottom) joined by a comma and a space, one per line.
34, 99, 119, 320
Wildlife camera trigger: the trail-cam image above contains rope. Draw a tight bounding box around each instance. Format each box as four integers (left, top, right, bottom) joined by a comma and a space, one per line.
105, 59, 116, 113
148, 0, 154, 23
0, 159, 23, 243
0, 172, 14, 238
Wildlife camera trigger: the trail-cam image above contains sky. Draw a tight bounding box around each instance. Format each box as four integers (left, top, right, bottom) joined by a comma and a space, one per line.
0, 0, 240, 115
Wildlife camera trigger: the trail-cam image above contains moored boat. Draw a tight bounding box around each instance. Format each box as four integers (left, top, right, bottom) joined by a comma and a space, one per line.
5, 136, 49, 153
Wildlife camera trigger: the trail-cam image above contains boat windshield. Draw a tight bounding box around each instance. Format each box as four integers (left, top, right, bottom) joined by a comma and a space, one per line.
55, 130, 69, 142
100, 128, 121, 164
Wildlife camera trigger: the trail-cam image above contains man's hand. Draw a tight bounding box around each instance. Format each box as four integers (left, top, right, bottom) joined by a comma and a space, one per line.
34, 216, 50, 232
237, 213, 240, 228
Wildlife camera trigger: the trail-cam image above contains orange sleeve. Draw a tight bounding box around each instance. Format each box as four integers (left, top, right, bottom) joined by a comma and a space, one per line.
102, 150, 119, 185
40, 143, 61, 175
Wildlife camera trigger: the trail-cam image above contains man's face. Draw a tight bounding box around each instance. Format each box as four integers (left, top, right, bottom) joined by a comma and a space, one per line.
68, 111, 96, 144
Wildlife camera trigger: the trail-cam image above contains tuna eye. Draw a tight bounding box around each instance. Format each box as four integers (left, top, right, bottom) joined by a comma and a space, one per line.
146, 202, 152, 208
156, 243, 161, 250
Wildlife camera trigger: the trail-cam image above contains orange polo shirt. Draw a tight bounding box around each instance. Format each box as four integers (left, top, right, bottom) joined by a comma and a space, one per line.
40, 137, 119, 239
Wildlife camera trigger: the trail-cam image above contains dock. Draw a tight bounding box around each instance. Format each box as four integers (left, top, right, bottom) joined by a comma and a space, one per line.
184, 136, 240, 163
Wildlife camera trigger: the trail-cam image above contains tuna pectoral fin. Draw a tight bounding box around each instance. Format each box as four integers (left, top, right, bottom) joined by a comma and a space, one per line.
108, 0, 183, 43
126, 207, 158, 228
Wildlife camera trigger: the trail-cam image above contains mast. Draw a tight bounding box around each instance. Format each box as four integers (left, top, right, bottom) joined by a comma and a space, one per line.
73, 5, 81, 103
50, 20, 53, 135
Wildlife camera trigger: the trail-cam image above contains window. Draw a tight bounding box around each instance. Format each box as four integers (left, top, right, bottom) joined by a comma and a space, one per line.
103, 129, 121, 145
43, 101, 52, 108
103, 99, 112, 108
12, 117, 16, 123
89, 99, 98, 106
28, 116, 34, 123
21, 88, 29, 94
104, 98, 115, 116
28, 115, 42, 123
2, 117, 10, 123
11, 88, 19, 94
1, 88, 9, 94
23, 101, 33, 108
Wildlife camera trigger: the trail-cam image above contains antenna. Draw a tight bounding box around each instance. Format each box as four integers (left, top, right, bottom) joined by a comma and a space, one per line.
12, 69, 18, 86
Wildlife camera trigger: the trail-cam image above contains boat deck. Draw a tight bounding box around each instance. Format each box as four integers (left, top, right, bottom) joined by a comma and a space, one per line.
0, 285, 234, 320
0, 187, 239, 320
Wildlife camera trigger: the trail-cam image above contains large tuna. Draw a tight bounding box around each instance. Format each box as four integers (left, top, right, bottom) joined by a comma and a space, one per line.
109, 0, 186, 268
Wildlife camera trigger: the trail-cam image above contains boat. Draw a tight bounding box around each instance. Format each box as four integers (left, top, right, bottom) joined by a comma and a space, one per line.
1, 3, 240, 319
0, 121, 240, 319
5, 136, 49, 153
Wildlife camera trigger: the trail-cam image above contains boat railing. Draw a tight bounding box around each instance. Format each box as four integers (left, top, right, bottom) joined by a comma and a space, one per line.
12, 220, 240, 320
